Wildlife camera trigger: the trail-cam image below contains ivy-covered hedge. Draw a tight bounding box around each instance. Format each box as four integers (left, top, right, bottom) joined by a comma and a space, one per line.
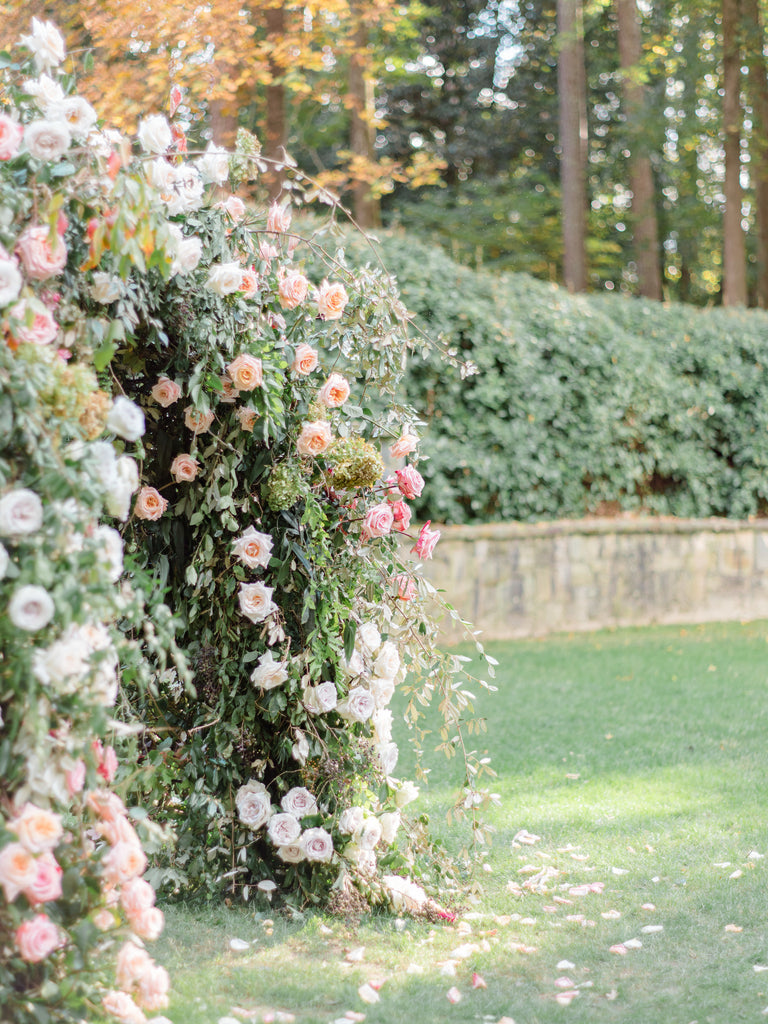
335, 230, 768, 524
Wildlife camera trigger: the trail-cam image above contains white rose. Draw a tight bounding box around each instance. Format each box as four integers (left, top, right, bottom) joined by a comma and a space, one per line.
8, 585, 55, 631
106, 396, 145, 441
24, 119, 71, 161
281, 787, 318, 818
359, 816, 382, 851
0, 255, 22, 307
382, 875, 428, 913
163, 165, 204, 215
24, 73, 65, 108
292, 732, 310, 764
379, 811, 401, 845
277, 844, 305, 863
235, 781, 271, 830
300, 827, 334, 863
145, 158, 175, 192
232, 525, 273, 570
374, 641, 400, 679
170, 236, 203, 276
371, 708, 393, 744
341, 649, 365, 678
267, 812, 301, 847
369, 675, 395, 709
338, 686, 375, 724
33, 635, 91, 689
105, 456, 140, 521
377, 741, 399, 777
238, 582, 278, 624
90, 272, 122, 304
345, 843, 376, 875
355, 622, 381, 656
92, 524, 124, 582
46, 96, 98, 140
206, 262, 244, 296
250, 651, 288, 690
20, 19, 66, 70
197, 142, 230, 184
0, 488, 44, 536
0, 542, 8, 579
137, 114, 171, 154
394, 780, 419, 808
338, 806, 365, 837
304, 681, 337, 714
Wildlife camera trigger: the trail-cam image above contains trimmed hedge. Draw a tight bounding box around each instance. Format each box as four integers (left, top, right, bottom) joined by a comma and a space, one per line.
331, 229, 768, 524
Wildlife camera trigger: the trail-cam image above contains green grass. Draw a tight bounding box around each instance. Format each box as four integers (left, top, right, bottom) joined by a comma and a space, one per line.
153, 621, 768, 1024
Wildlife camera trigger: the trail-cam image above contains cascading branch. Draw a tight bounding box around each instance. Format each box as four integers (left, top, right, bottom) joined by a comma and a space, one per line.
0, 16, 498, 1022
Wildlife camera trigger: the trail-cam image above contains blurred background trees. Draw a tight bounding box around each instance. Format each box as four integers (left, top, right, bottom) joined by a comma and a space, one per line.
5, 0, 768, 304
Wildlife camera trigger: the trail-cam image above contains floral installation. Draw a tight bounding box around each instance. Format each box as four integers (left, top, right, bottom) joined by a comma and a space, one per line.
0, 17, 497, 1021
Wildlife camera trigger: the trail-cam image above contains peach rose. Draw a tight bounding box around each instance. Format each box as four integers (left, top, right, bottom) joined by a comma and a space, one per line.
317, 280, 349, 321
135, 963, 170, 1011
278, 269, 308, 310
9, 299, 58, 346
232, 525, 273, 569
15, 913, 61, 963
296, 420, 332, 457
362, 502, 394, 540
239, 267, 259, 299
259, 241, 279, 267
291, 343, 318, 375
102, 840, 148, 885
170, 453, 199, 483
131, 905, 165, 941
101, 990, 147, 1024
235, 406, 258, 431
116, 941, 152, 991
16, 224, 67, 280
0, 842, 38, 902
389, 433, 418, 460
93, 908, 118, 931
183, 406, 215, 434
150, 376, 181, 407
25, 852, 63, 905
219, 376, 240, 403
98, 813, 140, 848
317, 372, 350, 408
227, 353, 263, 391
86, 788, 126, 824
120, 876, 156, 917
133, 486, 168, 521
267, 201, 291, 233
237, 581, 277, 624
8, 803, 63, 854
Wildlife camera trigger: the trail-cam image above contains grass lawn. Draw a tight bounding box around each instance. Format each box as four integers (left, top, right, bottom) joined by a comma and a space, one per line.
153, 621, 768, 1024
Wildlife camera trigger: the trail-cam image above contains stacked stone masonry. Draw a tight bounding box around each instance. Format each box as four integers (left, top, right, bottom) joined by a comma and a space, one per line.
421, 518, 768, 641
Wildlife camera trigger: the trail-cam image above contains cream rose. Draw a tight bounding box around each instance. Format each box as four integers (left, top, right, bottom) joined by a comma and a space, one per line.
8, 585, 55, 632
133, 487, 168, 522
278, 269, 308, 310
0, 114, 23, 161
338, 686, 376, 724
372, 708, 393, 744
106, 396, 145, 441
389, 432, 419, 459
150, 377, 181, 407
0, 542, 8, 579
300, 827, 334, 863
20, 19, 66, 70
15, 913, 60, 963
0, 842, 38, 902
267, 202, 292, 233
90, 272, 121, 304
267, 812, 301, 847
0, 253, 22, 306
338, 806, 364, 836
296, 420, 332, 457
170, 235, 203, 276
238, 581, 278, 623
250, 650, 288, 690
277, 844, 305, 863
227, 353, 263, 391
206, 261, 243, 296
170, 454, 199, 483
377, 740, 399, 776
32, 634, 90, 688
317, 372, 350, 408
394, 780, 420, 808
197, 142, 230, 184
317, 280, 349, 321
46, 96, 98, 140
369, 675, 395, 709
291, 343, 318, 375
379, 811, 401, 845
359, 816, 382, 850
137, 114, 171, 154
232, 524, 273, 569
235, 781, 271, 830
24, 119, 71, 161
355, 622, 381, 656
374, 640, 401, 679
281, 787, 318, 818
93, 524, 124, 582
15, 225, 67, 280
304, 681, 337, 714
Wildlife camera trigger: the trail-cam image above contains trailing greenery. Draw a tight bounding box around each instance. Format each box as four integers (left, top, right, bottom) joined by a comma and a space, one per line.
327, 229, 768, 525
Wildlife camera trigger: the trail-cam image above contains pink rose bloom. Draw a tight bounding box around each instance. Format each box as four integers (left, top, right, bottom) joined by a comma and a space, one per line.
412, 520, 440, 560
390, 499, 411, 533
66, 759, 86, 796
267, 201, 291, 233
16, 224, 67, 280
219, 376, 240, 403
0, 842, 38, 902
317, 372, 350, 408
170, 453, 199, 482
239, 267, 259, 299
97, 744, 118, 783
389, 433, 418, 460
10, 299, 58, 346
0, 114, 23, 160
258, 240, 279, 267
227, 352, 263, 391
130, 905, 165, 941
136, 962, 170, 1011
116, 941, 152, 990
101, 990, 146, 1024
183, 406, 215, 434
25, 853, 63, 905
236, 406, 258, 431
296, 420, 332, 457
102, 840, 148, 886
362, 502, 394, 540
150, 376, 181, 407
133, 487, 168, 521
395, 465, 425, 500
317, 279, 349, 321
15, 913, 60, 963
86, 788, 126, 824
278, 268, 308, 310
216, 194, 246, 222
291, 343, 318, 375
8, 803, 63, 854
395, 573, 417, 601
120, 876, 156, 917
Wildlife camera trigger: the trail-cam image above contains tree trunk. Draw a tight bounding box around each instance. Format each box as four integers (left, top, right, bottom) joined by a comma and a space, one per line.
743, 0, 768, 306
722, 0, 748, 306
557, 0, 588, 292
348, 8, 380, 229
263, 3, 287, 201
617, 0, 662, 300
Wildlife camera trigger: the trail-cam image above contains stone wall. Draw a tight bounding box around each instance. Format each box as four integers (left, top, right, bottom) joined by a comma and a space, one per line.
421, 517, 768, 641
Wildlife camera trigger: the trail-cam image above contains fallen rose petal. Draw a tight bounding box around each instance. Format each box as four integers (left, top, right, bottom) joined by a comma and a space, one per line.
624, 938, 643, 949
640, 903, 656, 911
553, 896, 573, 905
724, 924, 743, 933
568, 885, 591, 897
748, 851, 764, 860
368, 978, 386, 991
274, 1015, 295, 1024
714, 861, 731, 868
450, 943, 480, 958
611, 867, 629, 876
605, 988, 619, 1001
345, 947, 365, 962
406, 963, 424, 974
357, 984, 379, 1004
641, 924, 664, 933
754, 965, 768, 972
344, 1013, 366, 1022
513, 829, 541, 845
494, 915, 512, 926
440, 961, 458, 976
471, 972, 487, 989
730, 869, 744, 879
510, 943, 538, 953
446, 987, 462, 1004
609, 944, 628, 955
219, 1018, 241, 1024
557, 959, 576, 970
554, 990, 579, 1006
602, 910, 621, 920
229, 938, 250, 952
555, 976, 575, 988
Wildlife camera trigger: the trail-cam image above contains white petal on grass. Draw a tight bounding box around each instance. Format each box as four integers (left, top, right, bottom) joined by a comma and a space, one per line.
754, 964, 768, 972
624, 938, 643, 949
640, 903, 656, 911
748, 851, 764, 860
406, 963, 424, 974
641, 924, 664, 934
440, 961, 458, 976
357, 984, 379, 1004
724, 923, 743, 933
730, 869, 744, 879
446, 987, 462, 1004
602, 910, 621, 920
450, 943, 480, 959
556, 959, 576, 970
228, 938, 250, 952
611, 866, 629, 876
345, 947, 365, 962
554, 990, 579, 1006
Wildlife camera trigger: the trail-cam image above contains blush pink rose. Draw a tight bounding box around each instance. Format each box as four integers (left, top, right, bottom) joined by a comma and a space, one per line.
267, 201, 291, 233
15, 913, 60, 962
101, 991, 146, 1024
362, 502, 394, 540
0, 842, 38, 902
8, 803, 63, 854
120, 876, 156, 917
395, 465, 425, 500
0, 114, 23, 160
65, 759, 86, 796
9, 299, 58, 346
390, 499, 411, 533
130, 905, 165, 941
170, 453, 199, 482
133, 487, 168, 521
102, 841, 148, 886
291, 343, 318, 375
317, 372, 350, 408
278, 268, 308, 310
150, 376, 181, 407
183, 406, 215, 434
25, 853, 63, 905
394, 573, 417, 601
412, 520, 440, 560
296, 420, 332, 456
389, 433, 418, 459
316, 279, 349, 321
227, 353, 263, 391
239, 267, 259, 299
16, 225, 67, 280
235, 406, 258, 431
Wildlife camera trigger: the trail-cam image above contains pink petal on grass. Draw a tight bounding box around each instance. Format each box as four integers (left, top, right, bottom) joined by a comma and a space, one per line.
554, 990, 579, 1006
357, 985, 379, 1005
446, 987, 462, 1004
609, 944, 628, 955
555, 977, 576, 988
472, 972, 487, 989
